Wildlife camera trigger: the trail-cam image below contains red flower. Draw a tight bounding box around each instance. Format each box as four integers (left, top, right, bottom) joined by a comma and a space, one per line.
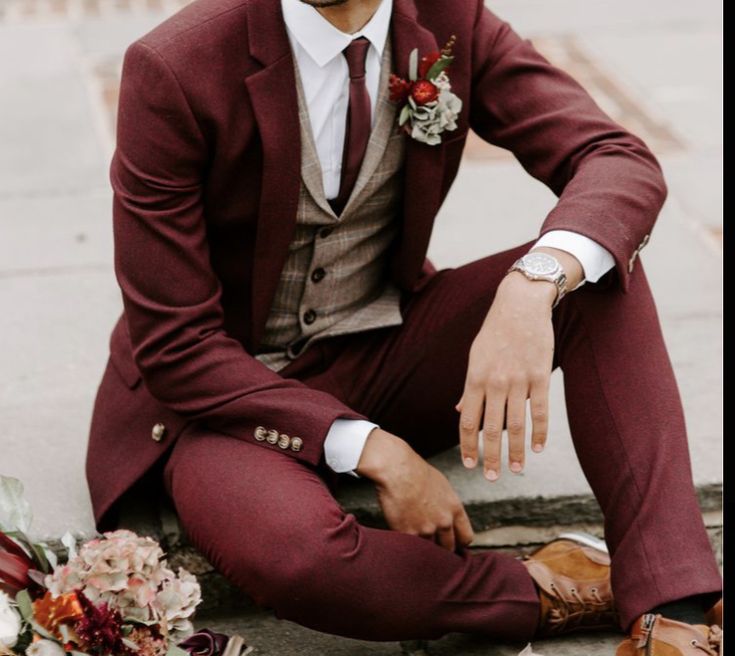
0, 530, 36, 595
410, 80, 439, 105
418, 51, 441, 78
74, 592, 133, 655
389, 74, 412, 104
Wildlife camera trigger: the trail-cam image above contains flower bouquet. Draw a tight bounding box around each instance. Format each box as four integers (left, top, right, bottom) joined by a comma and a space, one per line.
0, 476, 250, 656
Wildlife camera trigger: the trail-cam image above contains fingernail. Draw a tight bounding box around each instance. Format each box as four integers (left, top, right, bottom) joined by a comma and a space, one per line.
532, 443, 544, 453
484, 469, 498, 481
463, 457, 476, 468
510, 461, 523, 473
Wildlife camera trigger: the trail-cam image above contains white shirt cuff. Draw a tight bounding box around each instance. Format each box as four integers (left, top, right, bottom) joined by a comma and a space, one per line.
324, 418, 379, 477
533, 230, 615, 284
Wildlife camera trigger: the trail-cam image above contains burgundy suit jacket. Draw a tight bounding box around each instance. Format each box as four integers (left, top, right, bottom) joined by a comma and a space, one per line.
86, 0, 667, 528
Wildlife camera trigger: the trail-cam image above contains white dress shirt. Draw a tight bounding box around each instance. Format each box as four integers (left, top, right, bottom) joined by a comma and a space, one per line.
280, 0, 615, 475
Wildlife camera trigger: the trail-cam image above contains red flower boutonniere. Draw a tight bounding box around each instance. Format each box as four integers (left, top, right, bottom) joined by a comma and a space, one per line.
389, 35, 462, 145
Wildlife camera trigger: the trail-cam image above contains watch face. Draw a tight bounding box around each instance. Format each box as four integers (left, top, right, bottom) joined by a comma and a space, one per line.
523, 253, 558, 276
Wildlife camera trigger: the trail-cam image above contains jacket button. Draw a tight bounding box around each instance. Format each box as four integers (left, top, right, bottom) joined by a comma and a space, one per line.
266, 429, 279, 444
254, 426, 268, 441
278, 434, 291, 449
303, 309, 317, 325
290, 437, 303, 452
310, 267, 326, 283
151, 423, 166, 442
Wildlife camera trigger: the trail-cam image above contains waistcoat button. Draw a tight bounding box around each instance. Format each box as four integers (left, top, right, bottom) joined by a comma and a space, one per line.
303, 309, 317, 325
311, 267, 326, 283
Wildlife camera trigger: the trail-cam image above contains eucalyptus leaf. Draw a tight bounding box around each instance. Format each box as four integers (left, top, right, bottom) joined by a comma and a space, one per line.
398, 104, 412, 126
28, 542, 50, 573
426, 55, 453, 81
39, 541, 58, 569
0, 476, 32, 533
408, 48, 418, 81
15, 589, 33, 622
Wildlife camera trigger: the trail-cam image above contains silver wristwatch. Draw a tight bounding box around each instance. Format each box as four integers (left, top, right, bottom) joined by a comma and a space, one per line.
508, 252, 568, 308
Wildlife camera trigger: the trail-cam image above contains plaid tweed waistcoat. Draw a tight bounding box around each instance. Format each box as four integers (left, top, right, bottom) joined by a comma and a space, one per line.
254, 39, 407, 372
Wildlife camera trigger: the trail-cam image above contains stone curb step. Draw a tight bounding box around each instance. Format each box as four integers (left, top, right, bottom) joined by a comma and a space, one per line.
38, 484, 721, 615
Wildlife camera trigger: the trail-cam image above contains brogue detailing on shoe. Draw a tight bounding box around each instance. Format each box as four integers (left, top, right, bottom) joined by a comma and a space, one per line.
622, 614, 723, 655
524, 558, 618, 637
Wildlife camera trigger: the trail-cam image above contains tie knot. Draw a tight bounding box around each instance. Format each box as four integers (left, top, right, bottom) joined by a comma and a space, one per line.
343, 36, 370, 80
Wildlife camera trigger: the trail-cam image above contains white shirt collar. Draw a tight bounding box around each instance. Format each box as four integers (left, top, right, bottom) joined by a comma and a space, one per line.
281, 0, 392, 68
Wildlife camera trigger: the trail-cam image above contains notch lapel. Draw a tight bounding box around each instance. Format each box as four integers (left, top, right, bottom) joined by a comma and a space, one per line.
245, 0, 301, 349
390, 0, 445, 289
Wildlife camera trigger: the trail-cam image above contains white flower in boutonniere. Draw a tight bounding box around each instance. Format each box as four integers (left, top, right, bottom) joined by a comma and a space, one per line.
389, 35, 463, 145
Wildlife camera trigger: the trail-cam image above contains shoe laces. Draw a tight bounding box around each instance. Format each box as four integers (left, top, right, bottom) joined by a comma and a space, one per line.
546, 581, 613, 633
690, 625, 722, 655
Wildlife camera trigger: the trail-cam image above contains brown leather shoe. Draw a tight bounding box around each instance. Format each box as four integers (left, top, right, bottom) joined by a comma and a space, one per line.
522, 532, 619, 637
616, 614, 723, 655
706, 598, 723, 629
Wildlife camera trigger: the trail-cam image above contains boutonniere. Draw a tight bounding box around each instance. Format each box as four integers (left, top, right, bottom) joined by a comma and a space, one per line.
389, 35, 462, 146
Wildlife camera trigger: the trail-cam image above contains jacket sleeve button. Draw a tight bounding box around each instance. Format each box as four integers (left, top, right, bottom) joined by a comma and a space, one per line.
290, 437, 303, 452
266, 429, 279, 444
278, 434, 291, 449
151, 423, 167, 442
254, 426, 268, 441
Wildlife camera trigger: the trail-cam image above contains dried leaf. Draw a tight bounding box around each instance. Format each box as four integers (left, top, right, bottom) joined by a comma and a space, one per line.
61, 531, 78, 560
0, 476, 32, 533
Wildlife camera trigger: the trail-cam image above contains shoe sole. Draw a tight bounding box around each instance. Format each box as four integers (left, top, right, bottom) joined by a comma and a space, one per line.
557, 531, 609, 555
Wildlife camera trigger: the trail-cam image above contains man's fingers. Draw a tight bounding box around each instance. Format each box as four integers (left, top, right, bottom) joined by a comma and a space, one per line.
437, 525, 456, 552
454, 508, 475, 548
482, 389, 505, 481
459, 387, 483, 468
530, 377, 550, 453
506, 388, 527, 473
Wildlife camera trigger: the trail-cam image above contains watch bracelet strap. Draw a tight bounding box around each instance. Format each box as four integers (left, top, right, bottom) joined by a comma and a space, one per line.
508, 260, 568, 309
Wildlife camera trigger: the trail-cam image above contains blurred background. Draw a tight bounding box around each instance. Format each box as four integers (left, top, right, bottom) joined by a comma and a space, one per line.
0, 0, 722, 604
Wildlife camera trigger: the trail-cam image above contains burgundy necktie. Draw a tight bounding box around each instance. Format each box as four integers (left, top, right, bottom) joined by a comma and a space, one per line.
330, 37, 371, 216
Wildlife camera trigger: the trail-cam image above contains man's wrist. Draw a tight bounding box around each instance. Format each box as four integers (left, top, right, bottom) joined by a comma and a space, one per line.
499, 271, 558, 307
355, 428, 415, 485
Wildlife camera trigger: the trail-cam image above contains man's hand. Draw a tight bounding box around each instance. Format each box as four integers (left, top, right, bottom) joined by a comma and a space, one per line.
457, 247, 584, 481
356, 428, 474, 551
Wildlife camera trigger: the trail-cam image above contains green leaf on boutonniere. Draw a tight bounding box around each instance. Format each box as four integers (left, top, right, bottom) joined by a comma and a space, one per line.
398, 104, 411, 126
408, 48, 419, 81
166, 645, 190, 656
426, 55, 453, 81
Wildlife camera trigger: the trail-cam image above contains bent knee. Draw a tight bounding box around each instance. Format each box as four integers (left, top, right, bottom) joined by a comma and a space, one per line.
229, 511, 363, 609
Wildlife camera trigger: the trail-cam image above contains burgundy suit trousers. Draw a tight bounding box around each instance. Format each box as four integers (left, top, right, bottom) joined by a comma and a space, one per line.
162, 241, 721, 641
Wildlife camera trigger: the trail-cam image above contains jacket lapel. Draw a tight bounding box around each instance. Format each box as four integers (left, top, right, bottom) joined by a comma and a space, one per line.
390, 0, 445, 289
244, 0, 446, 347
245, 0, 302, 349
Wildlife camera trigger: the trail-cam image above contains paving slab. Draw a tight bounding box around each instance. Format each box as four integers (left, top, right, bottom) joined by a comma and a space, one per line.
197, 611, 622, 656
0, 24, 108, 196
